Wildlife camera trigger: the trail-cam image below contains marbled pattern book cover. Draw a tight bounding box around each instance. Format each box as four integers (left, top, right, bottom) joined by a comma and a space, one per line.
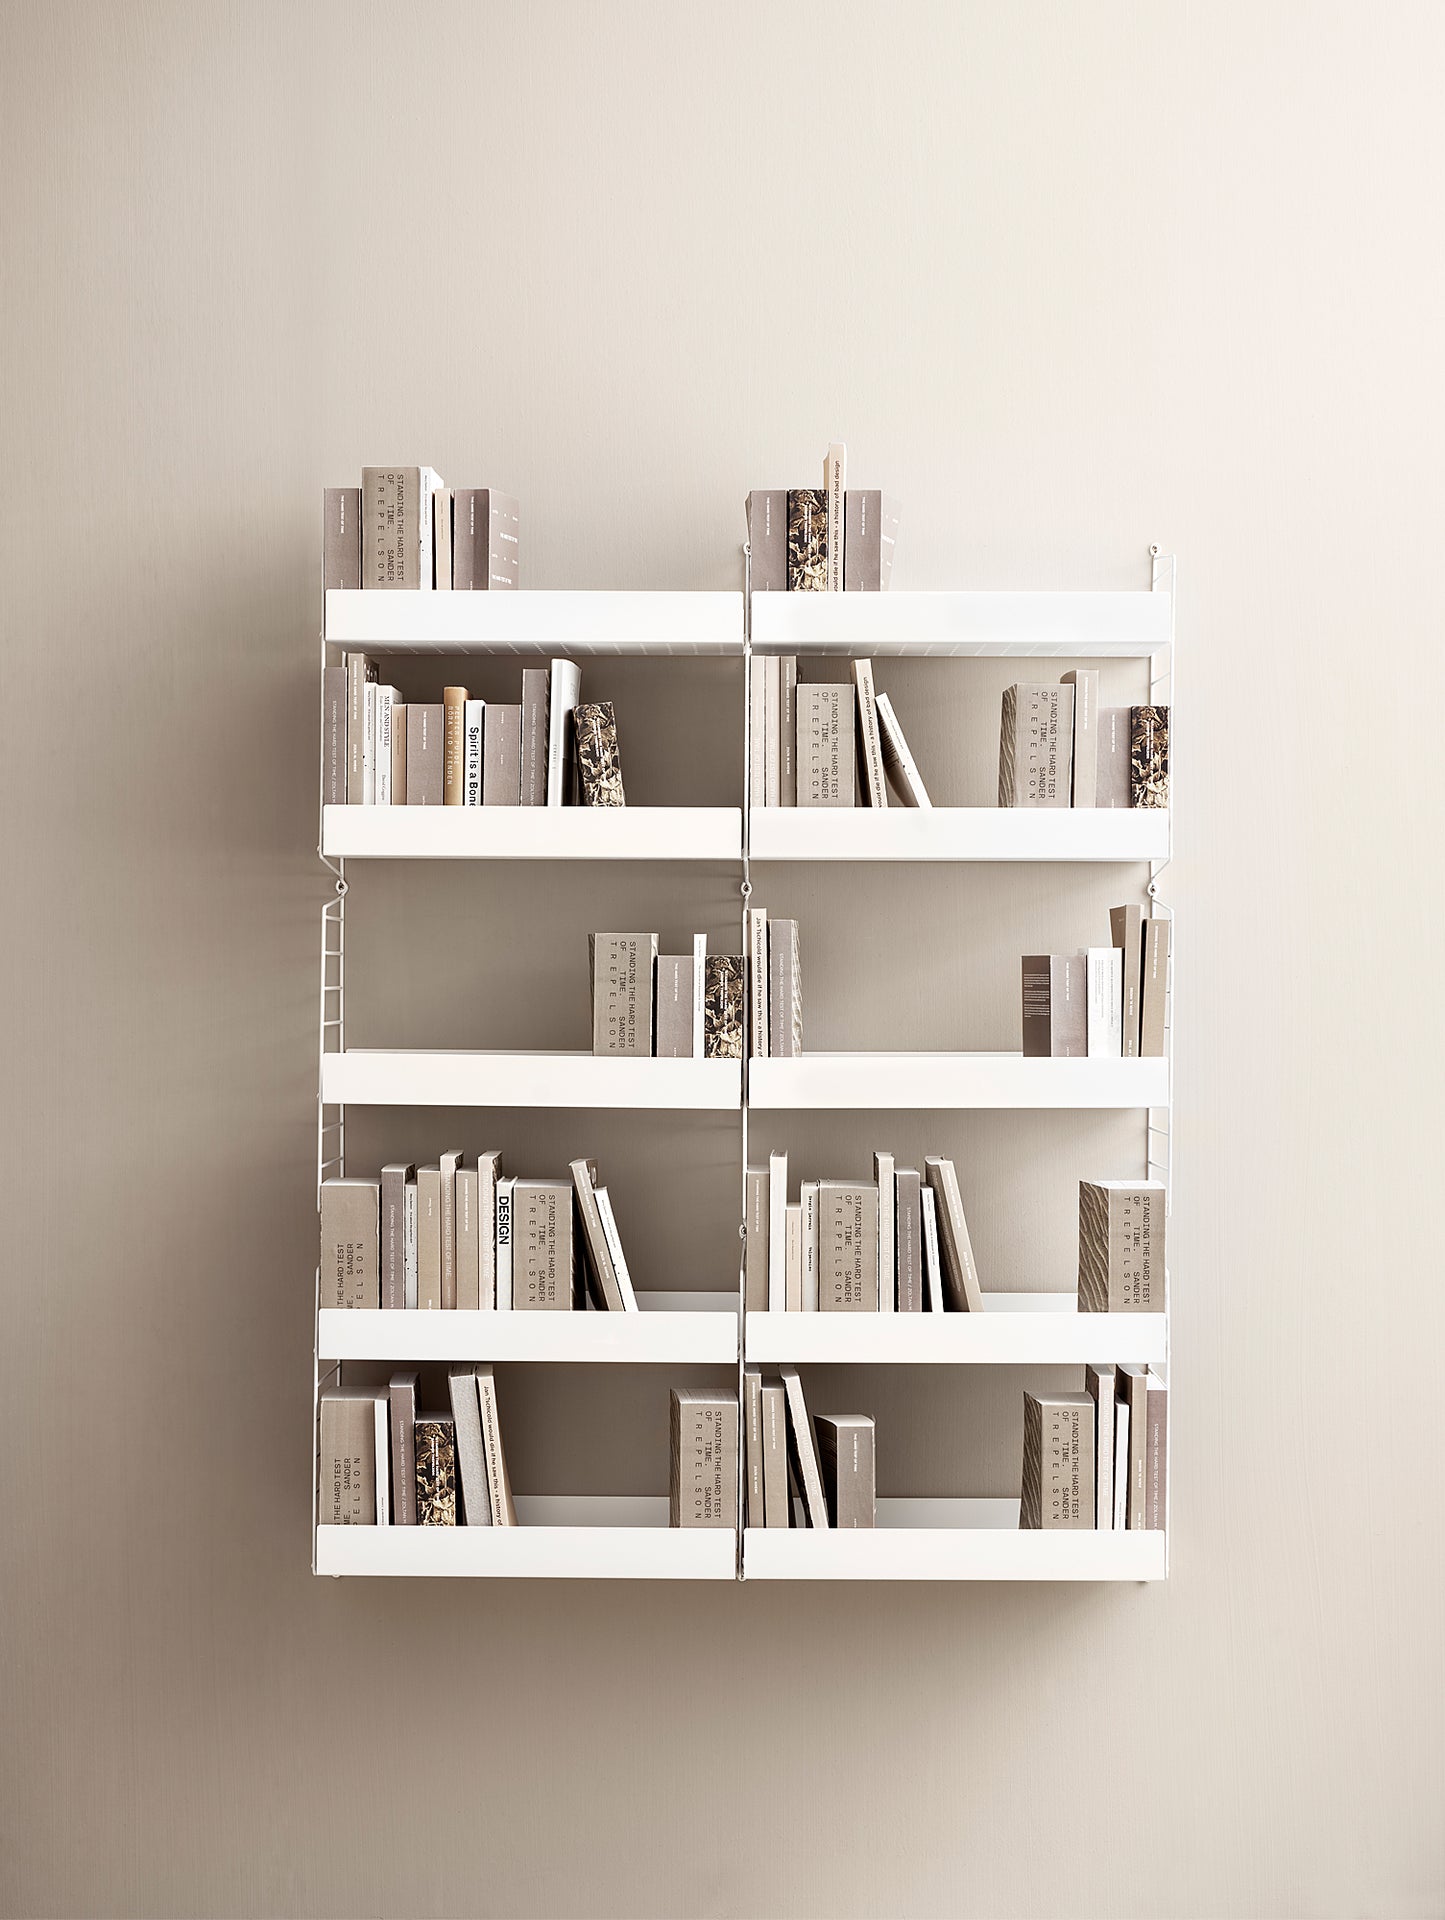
703, 955, 744, 1059
414, 1416, 457, 1525
574, 701, 625, 806
787, 488, 828, 591
1130, 704, 1169, 809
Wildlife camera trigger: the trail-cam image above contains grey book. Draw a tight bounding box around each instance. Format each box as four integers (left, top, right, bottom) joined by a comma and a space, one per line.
483, 703, 522, 805
873, 1150, 895, 1314
703, 955, 744, 1059
767, 918, 802, 1058
998, 684, 1074, 808
414, 1414, 456, 1525
814, 1414, 876, 1528
1140, 917, 1170, 1057
1145, 1374, 1168, 1530
476, 1366, 517, 1523
874, 692, 931, 807
432, 485, 452, 588
417, 1166, 442, 1310
319, 1178, 378, 1309
763, 656, 781, 805
574, 701, 625, 807
655, 955, 694, 1058
443, 686, 469, 806
514, 1179, 575, 1310
780, 655, 798, 806
818, 1181, 879, 1312
403, 1178, 418, 1308
1096, 707, 1132, 808
1086, 1363, 1117, 1531
318, 1389, 377, 1524
1021, 955, 1054, 1057
1059, 669, 1100, 806
448, 1368, 491, 1525
595, 1189, 637, 1310
345, 652, 375, 805
477, 1150, 502, 1309
569, 1157, 624, 1311
924, 1158, 984, 1311
323, 487, 361, 590
390, 704, 407, 804
323, 664, 346, 805
842, 489, 901, 591
787, 487, 828, 592
589, 933, 658, 1055
406, 703, 444, 805
388, 1371, 418, 1526
379, 1163, 414, 1310
488, 492, 520, 590
921, 1186, 944, 1312
744, 1166, 768, 1312
455, 1166, 480, 1311
1019, 1390, 1095, 1530
1086, 947, 1123, 1057
748, 655, 766, 809
780, 1368, 829, 1527
439, 1149, 463, 1311
1117, 1364, 1149, 1529
895, 1168, 923, 1313
1078, 1180, 1167, 1312
1131, 705, 1169, 809
361, 466, 439, 590
761, 1383, 790, 1526
1050, 953, 1087, 1057
747, 907, 768, 1058
546, 659, 581, 806
798, 684, 856, 806
520, 668, 549, 805
1109, 904, 1145, 1057
746, 489, 788, 592
743, 1369, 765, 1528
451, 488, 486, 590
851, 659, 889, 808
669, 1389, 738, 1529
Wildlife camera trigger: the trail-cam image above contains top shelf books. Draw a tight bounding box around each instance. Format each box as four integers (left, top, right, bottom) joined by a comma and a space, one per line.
324, 590, 745, 657
749, 591, 1171, 658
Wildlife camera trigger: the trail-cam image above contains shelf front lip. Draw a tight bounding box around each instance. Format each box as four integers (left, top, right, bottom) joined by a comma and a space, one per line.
319, 1307, 739, 1363
324, 588, 744, 655
749, 807, 1168, 863
315, 1524, 737, 1579
322, 805, 742, 861
747, 1054, 1169, 1110
320, 1052, 743, 1111
741, 1527, 1166, 1582
749, 590, 1171, 657
743, 1307, 1166, 1365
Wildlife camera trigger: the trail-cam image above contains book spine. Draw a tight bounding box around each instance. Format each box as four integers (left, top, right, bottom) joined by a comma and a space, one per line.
414, 1417, 456, 1525
1113, 1401, 1131, 1529
1110, 904, 1144, 1056
1021, 956, 1053, 1057
744, 1167, 768, 1312
323, 664, 347, 807
323, 487, 361, 590
780, 1367, 829, 1527
574, 701, 625, 807
1140, 917, 1170, 1057
785, 1203, 802, 1313
570, 1159, 623, 1311
546, 659, 581, 806
388, 1373, 417, 1525
779, 655, 797, 806
477, 1153, 500, 1309
403, 1179, 418, 1309
787, 488, 827, 591
475, 1366, 517, 1524
763, 657, 781, 807
873, 1152, 895, 1313
1131, 705, 1170, 809
744, 1370, 765, 1528
494, 1178, 515, 1310
590, 933, 658, 1056
999, 684, 1073, 807
1096, 707, 1132, 808
448, 1370, 490, 1525
801, 1181, 820, 1311
318, 1393, 376, 1524
655, 955, 693, 1057
768, 920, 801, 1057
1086, 1364, 1117, 1531
362, 680, 377, 803
514, 1181, 573, 1310
874, 692, 931, 808
443, 687, 469, 805
768, 1150, 787, 1312
746, 489, 788, 591
488, 493, 520, 589
520, 669, 549, 805
921, 1186, 943, 1311
895, 1169, 923, 1312
361, 467, 422, 589
1121, 1367, 1149, 1529
879, 497, 900, 587
815, 1416, 875, 1528
669, 1390, 739, 1528
450, 488, 482, 589
823, 443, 846, 591
702, 955, 744, 1059
379, 1165, 411, 1310
748, 908, 769, 1058
390, 704, 407, 804
373, 1398, 388, 1523
417, 1167, 442, 1310
691, 933, 707, 1059
748, 657, 766, 810
406, 704, 443, 805
1051, 954, 1087, 1057
375, 689, 393, 805
843, 489, 881, 591
851, 659, 889, 808
483, 704, 523, 806
456, 1168, 479, 1311
819, 1181, 879, 1312
1086, 948, 1123, 1058
319, 1180, 379, 1309
463, 699, 485, 807
761, 1383, 789, 1526
798, 684, 855, 807
1145, 1376, 1168, 1530
439, 1151, 461, 1311
595, 1188, 637, 1309
1060, 669, 1099, 806
924, 1158, 984, 1311
432, 485, 452, 589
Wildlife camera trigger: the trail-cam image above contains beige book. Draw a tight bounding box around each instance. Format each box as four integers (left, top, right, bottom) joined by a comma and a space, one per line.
569, 1158, 623, 1311
1145, 1372, 1168, 1531
417, 1166, 442, 1310
476, 1150, 502, 1310
819, 1181, 879, 1311
998, 684, 1074, 807
443, 686, 468, 805
1060, 669, 1099, 806
514, 1179, 575, 1309
763, 656, 781, 806
744, 1166, 768, 1313
744, 1369, 765, 1528
345, 652, 376, 805
798, 684, 856, 806
475, 1365, 517, 1525
319, 1178, 378, 1309
1109, 904, 1144, 1057
1140, 916, 1170, 1057
1019, 1390, 1095, 1530
406, 703, 443, 806
768, 1150, 788, 1312
785, 1203, 802, 1313
1117, 1364, 1149, 1529
483, 703, 522, 805
669, 1388, 738, 1529
455, 1167, 479, 1312
780, 1368, 829, 1528
801, 1181, 820, 1312
814, 1414, 876, 1528
319, 1389, 378, 1524
379, 1162, 413, 1310
873, 1150, 895, 1313
851, 659, 889, 808
761, 1383, 790, 1527
439, 1149, 463, 1311
390, 703, 407, 804
432, 485, 452, 588
323, 486, 361, 590
1077, 1179, 1167, 1312
780, 656, 797, 806
447, 1368, 490, 1525
1086, 1363, 1117, 1531
923, 1159, 984, 1311
361, 466, 440, 589
589, 933, 658, 1056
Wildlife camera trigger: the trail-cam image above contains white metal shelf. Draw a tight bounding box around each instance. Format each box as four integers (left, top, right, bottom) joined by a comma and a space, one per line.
319, 1292, 739, 1362
324, 588, 744, 655
744, 1297, 1165, 1365
743, 1500, 1166, 1580
748, 1053, 1168, 1110
320, 1051, 743, 1111
322, 804, 741, 861
749, 590, 1171, 657
750, 807, 1168, 863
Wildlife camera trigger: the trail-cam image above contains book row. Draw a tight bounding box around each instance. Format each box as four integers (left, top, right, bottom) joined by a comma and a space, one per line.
745, 444, 899, 593
747, 656, 930, 809
324, 471, 519, 592
324, 654, 624, 808
590, 934, 745, 1059
1000, 676, 1169, 810
1022, 905, 1171, 1058
743, 1367, 875, 1527
1022, 1367, 1167, 1532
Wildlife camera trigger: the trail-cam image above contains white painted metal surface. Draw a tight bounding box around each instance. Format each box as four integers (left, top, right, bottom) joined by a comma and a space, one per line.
320, 1051, 743, 1110
743, 1298, 1166, 1365
749, 806, 1169, 863
749, 589, 1171, 656
319, 1293, 740, 1362
324, 588, 744, 655
322, 804, 742, 861
747, 1052, 1169, 1110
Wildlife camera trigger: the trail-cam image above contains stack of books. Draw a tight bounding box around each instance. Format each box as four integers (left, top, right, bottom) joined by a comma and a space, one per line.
1000, 673, 1169, 810
744, 1152, 983, 1313
741, 1368, 875, 1528
324, 470, 519, 591
589, 934, 743, 1059
746, 443, 899, 593
319, 1155, 642, 1312
319, 1365, 516, 1527
1019, 1366, 1167, 1531
747, 656, 930, 809
1021, 905, 1171, 1057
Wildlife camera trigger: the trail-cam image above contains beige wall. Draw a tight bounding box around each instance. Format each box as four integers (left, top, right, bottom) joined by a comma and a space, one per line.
4, 3, 1441, 1915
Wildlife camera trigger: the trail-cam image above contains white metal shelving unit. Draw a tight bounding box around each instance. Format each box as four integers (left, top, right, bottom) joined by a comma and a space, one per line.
315, 564, 1173, 1581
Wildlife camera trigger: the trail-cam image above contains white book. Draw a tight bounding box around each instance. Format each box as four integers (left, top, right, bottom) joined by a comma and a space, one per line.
463, 698, 485, 806
373, 1396, 390, 1526
546, 659, 581, 806
476, 1364, 517, 1525
375, 688, 395, 806
363, 678, 377, 804
433, 485, 452, 589
851, 660, 889, 808
873, 1150, 895, 1313
416, 467, 443, 590
403, 1179, 419, 1310
495, 1176, 516, 1309
448, 1368, 491, 1525
1087, 1363, 1117, 1531
823, 442, 846, 592
801, 1181, 820, 1311
595, 1187, 639, 1311
1086, 947, 1124, 1058
874, 692, 932, 808
921, 1186, 944, 1312
1113, 1402, 1131, 1530
691, 933, 707, 1058
785, 1203, 802, 1312
748, 907, 769, 1058
748, 657, 766, 810
763, 656, 781, 806
768, 1150, 787, 1312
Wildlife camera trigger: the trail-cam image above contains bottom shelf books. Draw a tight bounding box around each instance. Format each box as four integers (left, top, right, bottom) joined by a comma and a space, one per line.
1019, 1365, 1167, 1531
742, 1366, 876, 1529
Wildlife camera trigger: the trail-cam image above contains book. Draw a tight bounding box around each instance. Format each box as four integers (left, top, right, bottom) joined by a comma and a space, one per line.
655, 955, 694, 1057
703, 955, 744, 1059
692, 933, 707, 1058
768, 919, 802, 1058
744, 1370, 765, 1527
1078, 1180, 1167, 1312
319, 1390, 377, 1524
442, 687, 468, 805
763, 656, 781, 805
322, 664, 346, 805
417, 1166, 442, 1310
924, 1158, 984, 1311
546, 659, 581, 806
319, 1178, 378, 1309
768, 1150, 788, 1313
1085, 1363, 1116, 1531
744, 1167, 768, 1312
345, 653, 375, 804
376, 688, 397, 805
1117, 1364, 1149, 1529
819, 1181, 879, 1312
448, 1369, 491, 1525
746, 489, 788, 591
363, 679, 378, 803
403, 1176, 418, 1309
748, 658, 766, 809
439, 1149, 463, 1312
1097, 707, 1132, 807
379, 1163, 414, 1310
463, 699, 485, 806
406, 703, 443, 805
1131, 705, 1169, 809
785, 1203, 802, 1312
1113, 1400, 1131, 1530
489, 494, 520, 589
594, 1187, 639, 1310
432, 485, 452, 588
495, 1176, 515, 1310
455, 1166, 480, 1311
842, 490, 899, 590
787, 487, 828, 592
1109, 904, 1144, 1057
390, 703, 407, 803
414, 1414, 456, 1525
475, 1365, 517, 1524
823, 444, 846, 591
873, 1151, 896, 1314
921, 1186, 944, 1311
761, 1383, 789, 1526
388, 1371, 418, 1526
324, 487, 361, 590
1020, 953, 1087, 1057
361, 466, 440, 589
1086, 947, 1123, 1057
514, 1179, 575, 1309
780, 1368, 829, 1527
1019, 1390, 1095, 1530
1145, 1373, 1168, 1530
895, 1168, 923, 1312
1059, 669, 1100, 806
851, 659, 889, 808
483, 703, 522, 806
780, 656, 798, 807
574, 701, 625, 807
798, 684, 855, 806
998, 684, 1074, 808
669, 1389, 738, 1528
747, 907, 769, 1058
373, 1398, 390, 1526
800, 1181, 820, 1312
520, 668, 549, 805
874, 693, 931, 807
1141, 916, 1170, 1057
814, 1414, 875, 1527
451, 488, 488, 590
477, 1150, 502, 1309
589, 932, 657, 1056
570, 1157, 624, 1311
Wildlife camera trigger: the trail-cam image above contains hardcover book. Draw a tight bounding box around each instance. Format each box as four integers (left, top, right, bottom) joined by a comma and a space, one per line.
1097, 706, 1132, 808
406, 704, 444, 805
655, 955, 694, 1058
873, 1151, 896, 1314
417, 1166, 442, 1311
744, 1166, 768, 1312
814, 1414, 876, 1528
1019, 1390, 1095, 1530
448, 1369, 491, 1525
875, 693, 931, 807
768, 919, 802, 1058
1021, 955, 1053, 1058
748, 659, 766, 809
823, 444, 846, 592
1113, 1399, 1131, 1530
520, 668, 550, 805
842, 489, 900, 590
455, 1166, 480, 1312
323, 663, 346, 806
463, 699, 485, 806
787, 487, 828, 592
998, 684, 1074, 808
388, 1371, 418, 1526
319, 1178, 378, 1309
570, 1158, 624, 1311
798, 684, 855, 806
923, 1158, 984, 1311
1141, 916, 1170, 1057
319, 1390, 377, 1525
414, 1414, 456, 1525
851, 659, 889, 808
475, 1365, 517, 1524
361, 466, 439, 590
589, 932, 658, 1056
703, 955, 744, 1059
780, 1368, 830, 1527
1131, 705, 1170, 809
483, 703, 523, 805
323, 487, 361, 590
761, 1383, 790, 1526
379, 1163, 414, 1310
443, 687, 469, 805
746, 489, 788, 592
451, 488, 487, 590
514, 1179, 575, 1309
403, 1177, 418, 1309
692, 933, 707, 1057
1085, 1363, 1116, 1531
574, 702, 625, 807
1060, 669, 1100, 807
744, 1370, 765, 1528
1109, 904, 1144, 1057
819, 1181, 880, 1311
546, 659, 581, 806
895, 1167, 923, 1312
363, 680, 377, 803
1077, 1179, 1167, 1312
669, 1389, 738, 1529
